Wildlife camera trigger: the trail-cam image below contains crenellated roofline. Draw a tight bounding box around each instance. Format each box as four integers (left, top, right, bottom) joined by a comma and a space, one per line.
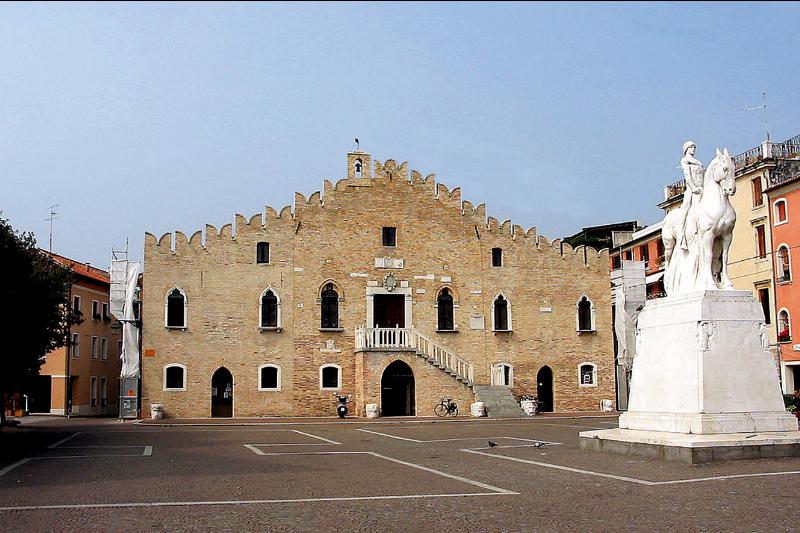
145, 155, 609, 261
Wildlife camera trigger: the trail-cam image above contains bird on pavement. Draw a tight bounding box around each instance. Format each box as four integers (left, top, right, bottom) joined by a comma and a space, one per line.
488, 440, 498, 448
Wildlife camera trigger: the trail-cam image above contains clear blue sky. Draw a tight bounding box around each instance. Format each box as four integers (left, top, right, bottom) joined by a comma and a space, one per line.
2, 2, 799, 269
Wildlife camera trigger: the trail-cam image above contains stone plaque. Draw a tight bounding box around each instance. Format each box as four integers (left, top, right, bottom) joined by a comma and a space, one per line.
469, 315, 485, 330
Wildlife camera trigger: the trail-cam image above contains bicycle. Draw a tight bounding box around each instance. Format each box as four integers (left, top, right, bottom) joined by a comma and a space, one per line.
434, 397, 458, 417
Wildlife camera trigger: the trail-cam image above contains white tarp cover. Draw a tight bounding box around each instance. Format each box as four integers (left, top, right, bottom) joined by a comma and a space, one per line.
120, 262, 141, 378
109, 259, 128, 320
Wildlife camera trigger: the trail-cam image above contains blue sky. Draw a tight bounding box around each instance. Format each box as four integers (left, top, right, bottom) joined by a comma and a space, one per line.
2, 2, 799, 269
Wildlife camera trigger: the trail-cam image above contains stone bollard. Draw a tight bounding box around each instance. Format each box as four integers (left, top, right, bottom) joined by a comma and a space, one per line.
365, 403, 379, 418
470, 401, 486, 417
600, 399, 614, 412
150, 404, 164, 420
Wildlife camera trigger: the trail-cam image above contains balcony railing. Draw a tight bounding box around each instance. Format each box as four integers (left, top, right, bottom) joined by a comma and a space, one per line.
663, 179, 686, 201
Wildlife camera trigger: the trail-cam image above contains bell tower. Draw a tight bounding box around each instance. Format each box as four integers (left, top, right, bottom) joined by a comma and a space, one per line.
347, 151, 371, 180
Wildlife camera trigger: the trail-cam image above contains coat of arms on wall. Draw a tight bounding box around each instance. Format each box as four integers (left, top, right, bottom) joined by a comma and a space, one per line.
383, 273, 397, 292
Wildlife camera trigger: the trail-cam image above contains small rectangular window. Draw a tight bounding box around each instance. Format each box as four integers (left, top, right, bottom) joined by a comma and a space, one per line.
91, 336, 99, 359
90, 377, 97, 407
260, 367, 279, 390
321, 366, 340, 389
100, 377, 108, 407
92, 300, 100, 320
758, 288, 771, 325
102, 302, 109, 321
639, 245, 649, 266
72, 333, 80, 358
382, 227, 397, 247
101, 337, 108, 360
257, 242, 270, 264
611, 255, 621, 270
752, 177, 764, 207
624, 250, 632, 261
492, 248, 503, 267
72, 295, 81, 315
756, 225, 767, 258
775, 200, 788, 223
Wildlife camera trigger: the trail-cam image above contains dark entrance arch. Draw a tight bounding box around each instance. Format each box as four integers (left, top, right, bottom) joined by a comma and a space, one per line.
211, 367, 233, 418
536, 366, 553, 412
381, 360, 415, 416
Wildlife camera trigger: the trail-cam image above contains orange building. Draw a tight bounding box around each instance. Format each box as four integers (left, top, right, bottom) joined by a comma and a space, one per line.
765, 157, 800, 394
610, 223, 666, 300
30, 253, 122, 415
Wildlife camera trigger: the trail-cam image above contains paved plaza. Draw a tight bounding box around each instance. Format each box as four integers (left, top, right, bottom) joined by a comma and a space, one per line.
1, 415, 798, 532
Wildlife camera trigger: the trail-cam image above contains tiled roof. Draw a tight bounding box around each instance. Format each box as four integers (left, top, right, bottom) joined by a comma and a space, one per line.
43, 251, 109, 285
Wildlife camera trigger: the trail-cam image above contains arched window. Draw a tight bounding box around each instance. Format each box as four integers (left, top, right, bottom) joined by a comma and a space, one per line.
354, 158, 363, 178
256, 242, 270, 264
437, 288, 454, 331
778, 245, 791, 282
578, 362, 597, 387
774, 199, 788, 224
779, 309, 792, 343
163, 364, 187, 391
576, 295, 595, 332
258, 364, 281, 391
165, 288, 187, 329
320, 364, 341, 390
321, 283, 339, 329
260, 288, 280, 329
492, 294, 511, 331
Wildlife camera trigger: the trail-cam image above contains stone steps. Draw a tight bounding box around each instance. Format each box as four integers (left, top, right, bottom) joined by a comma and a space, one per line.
473, 385, 524, 418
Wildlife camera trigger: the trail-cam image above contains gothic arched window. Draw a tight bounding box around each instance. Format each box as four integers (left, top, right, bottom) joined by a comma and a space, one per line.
437, 288, 454, 331
260, 288, 280, 329
321, 283, 339, 329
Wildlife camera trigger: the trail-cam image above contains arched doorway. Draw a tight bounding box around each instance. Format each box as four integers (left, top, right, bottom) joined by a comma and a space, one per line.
381, 360, 415, 416
211, 367, 233, 418
536, 366, 553, 412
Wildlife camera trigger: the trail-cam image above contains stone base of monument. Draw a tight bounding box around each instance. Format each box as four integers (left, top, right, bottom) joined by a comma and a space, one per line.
579, 289, 800, 463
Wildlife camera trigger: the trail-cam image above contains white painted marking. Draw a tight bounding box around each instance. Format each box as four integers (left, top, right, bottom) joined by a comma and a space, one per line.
291, 430, 341, 445
0, 458, 31, 478
244, 450, 516, 495
356, 429, 561, 446
244, 444, 266, 456
356, 429, 421, 442
48, 433, 81, 449
142, 446, 153, 457
0, 492, 512, 512
58, 445, 147, 449
462, 449, 800, 486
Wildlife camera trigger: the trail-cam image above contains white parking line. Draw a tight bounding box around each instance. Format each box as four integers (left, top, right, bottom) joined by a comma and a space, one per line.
243, 430, 342, 453
48, 433, 81, 449
291, 430, 341, 445
462, 449, 800, 486
237, 450, 517, 495
0, 492, 512, 512
0, 446, 154, 478
356, 429, 561, 445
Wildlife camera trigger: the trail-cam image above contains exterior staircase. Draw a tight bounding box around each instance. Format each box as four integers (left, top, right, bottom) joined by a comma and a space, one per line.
354, 326, 525, 417
473, 385, 525, 418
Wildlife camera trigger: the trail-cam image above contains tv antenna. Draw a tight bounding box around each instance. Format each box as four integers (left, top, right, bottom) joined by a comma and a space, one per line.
45, 204, 59, 253
745, 91, 770, 141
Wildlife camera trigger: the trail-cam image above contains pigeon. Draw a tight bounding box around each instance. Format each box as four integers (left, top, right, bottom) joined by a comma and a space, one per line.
532, 441, 546, 448
488, 440, 498, 448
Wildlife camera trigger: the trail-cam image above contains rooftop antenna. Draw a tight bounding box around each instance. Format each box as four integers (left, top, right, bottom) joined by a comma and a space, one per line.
745, 91, 770, 141
45, 204, 59, 253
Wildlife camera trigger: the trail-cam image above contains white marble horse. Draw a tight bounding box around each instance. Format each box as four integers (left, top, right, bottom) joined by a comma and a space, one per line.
662, 148, 736, 293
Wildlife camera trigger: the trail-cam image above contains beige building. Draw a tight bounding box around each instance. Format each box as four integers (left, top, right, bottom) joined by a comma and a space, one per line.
141, 152, 615, 418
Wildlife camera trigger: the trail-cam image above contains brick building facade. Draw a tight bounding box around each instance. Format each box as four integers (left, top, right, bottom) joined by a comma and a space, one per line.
141, 152, 615, 418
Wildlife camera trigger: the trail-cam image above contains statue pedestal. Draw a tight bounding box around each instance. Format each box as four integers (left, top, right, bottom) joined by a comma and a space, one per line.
580, 290, 800, 463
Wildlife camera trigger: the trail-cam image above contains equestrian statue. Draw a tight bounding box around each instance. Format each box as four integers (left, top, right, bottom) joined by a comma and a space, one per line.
661, 141, 737, 295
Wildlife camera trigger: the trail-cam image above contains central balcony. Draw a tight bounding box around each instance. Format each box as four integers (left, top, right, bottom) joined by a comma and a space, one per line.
355, 326, 416, 352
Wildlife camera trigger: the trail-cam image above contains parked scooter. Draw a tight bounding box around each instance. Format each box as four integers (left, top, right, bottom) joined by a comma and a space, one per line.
335, 393, 352, 418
